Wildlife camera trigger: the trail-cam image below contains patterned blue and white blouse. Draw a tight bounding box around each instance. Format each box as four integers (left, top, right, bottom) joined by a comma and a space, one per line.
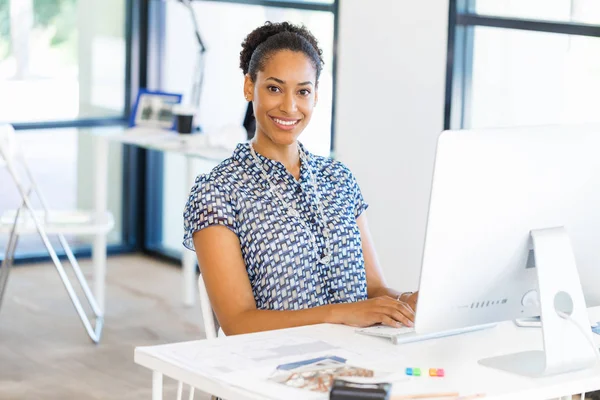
183, 142, 369, 310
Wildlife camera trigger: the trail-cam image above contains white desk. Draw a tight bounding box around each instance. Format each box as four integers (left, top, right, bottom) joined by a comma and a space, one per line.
93, 128, 230, 310
135, 306, 600, 400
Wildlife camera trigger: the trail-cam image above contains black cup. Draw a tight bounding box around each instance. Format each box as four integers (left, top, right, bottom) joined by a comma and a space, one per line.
176, 113, 194, 134
173, 106, 196, 134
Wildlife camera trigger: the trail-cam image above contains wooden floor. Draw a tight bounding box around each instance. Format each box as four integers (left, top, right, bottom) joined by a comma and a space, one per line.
0, 254, 211, 400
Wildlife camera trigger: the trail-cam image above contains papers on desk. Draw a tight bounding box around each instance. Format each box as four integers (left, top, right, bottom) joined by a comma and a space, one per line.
268, 355, 395, 394
163, 335, 338, 375
223, 362, 407, 400
155, 332, 407, 400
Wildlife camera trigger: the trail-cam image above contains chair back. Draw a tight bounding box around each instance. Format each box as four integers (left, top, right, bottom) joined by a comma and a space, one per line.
0, 124, 19, 168
0, 124, 51, 213
198, 274, 219, 339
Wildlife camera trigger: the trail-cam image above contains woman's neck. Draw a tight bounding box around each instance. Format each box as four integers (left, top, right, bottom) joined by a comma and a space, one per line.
251, 135, 301, 179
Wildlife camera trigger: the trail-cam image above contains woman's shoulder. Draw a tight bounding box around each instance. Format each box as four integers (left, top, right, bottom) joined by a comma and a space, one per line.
309, 152, 354, 181
207, 157, 241, 182
192, 143, 257, 195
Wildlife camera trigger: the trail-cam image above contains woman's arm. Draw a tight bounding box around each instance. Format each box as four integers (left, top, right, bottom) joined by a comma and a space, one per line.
193, 225, 415, 335
193, 226, 333, 335
357, 212, 418, 314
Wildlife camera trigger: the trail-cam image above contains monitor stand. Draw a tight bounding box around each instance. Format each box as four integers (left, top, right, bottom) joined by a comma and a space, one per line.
479, 227, 597, 377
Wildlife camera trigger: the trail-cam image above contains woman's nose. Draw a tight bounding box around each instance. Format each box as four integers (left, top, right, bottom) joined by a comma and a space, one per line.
280, 92, 298, 113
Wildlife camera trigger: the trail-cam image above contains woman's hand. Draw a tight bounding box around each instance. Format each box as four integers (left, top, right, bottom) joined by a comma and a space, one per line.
400, 291, 419, 315
329, 295, 417, 328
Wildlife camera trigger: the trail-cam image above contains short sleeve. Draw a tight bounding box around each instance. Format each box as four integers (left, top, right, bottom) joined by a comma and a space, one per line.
183, 174, 237, 251
350, 172, 369, 218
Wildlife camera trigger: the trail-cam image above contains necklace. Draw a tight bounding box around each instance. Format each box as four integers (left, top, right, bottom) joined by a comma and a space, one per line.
249, 143, 331, 265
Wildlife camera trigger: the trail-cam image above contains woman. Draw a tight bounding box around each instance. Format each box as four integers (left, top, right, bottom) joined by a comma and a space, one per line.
183, 21, 418, 336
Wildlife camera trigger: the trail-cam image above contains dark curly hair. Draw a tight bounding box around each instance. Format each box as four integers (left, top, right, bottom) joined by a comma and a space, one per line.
240, 21, 324, 83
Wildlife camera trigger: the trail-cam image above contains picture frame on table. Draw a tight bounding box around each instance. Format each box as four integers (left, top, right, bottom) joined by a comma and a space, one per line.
129, 89, 183, 130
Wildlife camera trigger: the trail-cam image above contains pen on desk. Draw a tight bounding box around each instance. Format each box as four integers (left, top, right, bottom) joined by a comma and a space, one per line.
392, 392, 459, 399
453, 394, 486, 400
391, 393, 485, 400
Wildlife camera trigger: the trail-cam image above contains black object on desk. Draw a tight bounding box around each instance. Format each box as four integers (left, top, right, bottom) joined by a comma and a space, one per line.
175, 111, 194, 134
329, 379, 392, 400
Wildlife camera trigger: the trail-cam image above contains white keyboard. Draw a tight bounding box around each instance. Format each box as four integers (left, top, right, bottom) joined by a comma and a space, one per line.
356, 325, 416, 344
356, 323, 496, 345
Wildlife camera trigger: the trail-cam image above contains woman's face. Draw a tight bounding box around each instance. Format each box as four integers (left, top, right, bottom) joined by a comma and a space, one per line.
244, 50, 318, 147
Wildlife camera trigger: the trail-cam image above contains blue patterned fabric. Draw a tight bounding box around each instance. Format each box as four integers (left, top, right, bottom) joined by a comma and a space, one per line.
183, 142, 369, 310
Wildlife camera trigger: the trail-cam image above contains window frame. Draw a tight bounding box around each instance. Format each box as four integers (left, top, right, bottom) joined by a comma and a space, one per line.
445, 0, 600, 130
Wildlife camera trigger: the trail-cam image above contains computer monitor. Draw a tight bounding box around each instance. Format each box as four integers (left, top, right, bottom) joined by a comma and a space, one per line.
413, 125, 600, 376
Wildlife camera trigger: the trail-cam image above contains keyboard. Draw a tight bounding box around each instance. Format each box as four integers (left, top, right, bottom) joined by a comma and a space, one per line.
356, 325, 416, 345
356, 323, 496, 345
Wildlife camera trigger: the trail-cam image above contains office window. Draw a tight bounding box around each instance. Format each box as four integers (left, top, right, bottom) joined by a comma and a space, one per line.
448, 0, 600, 129
0, 0, 133, 262
148, 0, 336, 257
270, 0, 334, 4
470, 27, 600, 128
0, 0, 127, 123
474, 0, 600, 25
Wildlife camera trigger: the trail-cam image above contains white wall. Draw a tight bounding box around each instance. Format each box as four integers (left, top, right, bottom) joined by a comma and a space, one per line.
335, 0, 449, 290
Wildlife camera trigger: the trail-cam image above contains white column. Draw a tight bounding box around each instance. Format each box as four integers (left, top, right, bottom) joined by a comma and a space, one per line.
77, 0, 95, 116
9, 0, 33, 79
335, 0, 449, 291
93, 135, 108, 314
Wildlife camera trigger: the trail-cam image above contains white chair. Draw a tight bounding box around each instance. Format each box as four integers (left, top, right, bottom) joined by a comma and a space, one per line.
0, 124, 114, 343
198, 274, 218, 339
175, 274, 220, 400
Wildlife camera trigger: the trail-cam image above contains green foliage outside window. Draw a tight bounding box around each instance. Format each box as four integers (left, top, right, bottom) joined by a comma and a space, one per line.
0, 2, 9, 59
0, 0, 77, 60
33, 0, 77, 45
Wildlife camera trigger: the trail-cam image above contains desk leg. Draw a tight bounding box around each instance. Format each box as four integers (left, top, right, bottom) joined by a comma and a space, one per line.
93, 136, 108, 314
152, 370, 163, 400
183, 158, 197, 307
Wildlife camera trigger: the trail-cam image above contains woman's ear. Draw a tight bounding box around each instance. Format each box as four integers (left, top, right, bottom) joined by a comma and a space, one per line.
243, 74, 254, 102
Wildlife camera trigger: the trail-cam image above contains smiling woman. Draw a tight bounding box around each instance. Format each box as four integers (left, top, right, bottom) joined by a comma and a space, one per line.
182, 21, 419, 336
245, 49, 317, 177
250, 52, 315, 134
241, 23, 322, 175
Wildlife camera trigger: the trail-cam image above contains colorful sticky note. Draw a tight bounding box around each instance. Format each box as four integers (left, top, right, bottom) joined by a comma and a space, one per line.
429, 368, 437, 377
436, 368, 445, 377
406, 367, 413, 376
413, 368, 421, 376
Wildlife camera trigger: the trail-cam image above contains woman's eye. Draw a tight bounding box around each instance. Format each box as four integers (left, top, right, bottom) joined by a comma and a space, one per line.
299, 89, 311, 96
268, 86, 281, 93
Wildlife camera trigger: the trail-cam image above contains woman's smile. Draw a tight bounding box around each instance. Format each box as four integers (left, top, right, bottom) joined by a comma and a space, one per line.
269, 115, 302, 131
